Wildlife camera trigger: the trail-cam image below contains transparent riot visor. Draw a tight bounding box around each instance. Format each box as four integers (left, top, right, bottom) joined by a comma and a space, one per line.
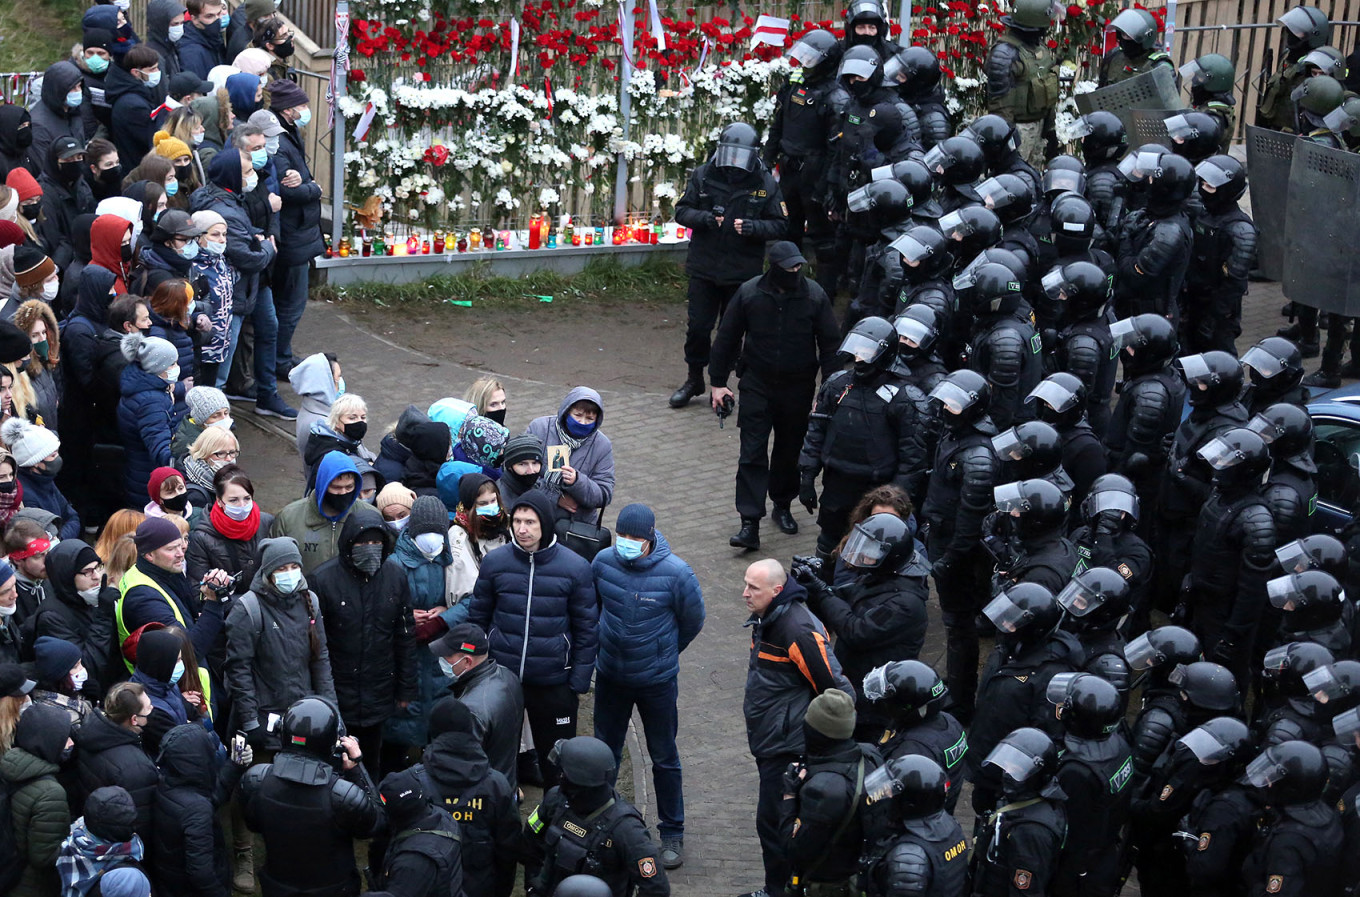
975, 177, 1014, 210
789, 39, 828, 68
1057, 577, 1108, 617
1303, 48, 1343, 75
1040, 268, 1067, 301
938, 210, 971, 239
882, 53, 909, 84
714, 143, 756, 171
1275, 539, 1314, 574
840, 331, 885, 363
871, 163, 896, 182
1334, 706, 1360, 743
1109, 317, 1141, 351
1042, 168, 1086, 195
862, 665, 891, 702
952, 252, 989, 290
983, 588, 1030, 632
1027, 377, 1081, 413
1163, 114, 1198, 142
1266, 574, 1301, 610
991, 427, 1032, 461
1179, 59, 1209, 86
1124, 632, 1161, 671
983, 742, 1043, 782
1263, 644, 1293, 676
928, 380, 976, 414
1246, 413, 1282, 444
1118, 151, 1164, 181
1305, 665, 1349, 704
923, 143, 949, 173
1324, 104, 1356, 133
888, 232, 934, 265
993, 481, 1031, 514
843, 523, 892, 569
1245, 750, 1288, 788
1178, 726, 1236, 765
1084, 488, 1139, 518
1069, 116, 1096, 139
863, 762, 904, 804
1196, 435, 1246, 470
1278, 7, 1312, 38
847, 184, 876, 213
894, 314, 935, 346
1045, 671, 1082, 705
1240, 343, 1287, 377
1177, 353, 1213, 384
839, 56, 879, 81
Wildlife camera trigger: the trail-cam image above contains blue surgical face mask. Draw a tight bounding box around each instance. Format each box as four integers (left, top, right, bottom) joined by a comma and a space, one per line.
615, 536, 646, 561
295, 107, 311, 127
475, 502, 500, 517
273, 568, 303, 594
336, 377, 346, 397
144, 70, 162, 88
205, 239, 226, 255
180, 240, 198, 260
66, 89, 83, 108
164, 177, 179, 197
438, 656, 456, 679
86, 55, 109, 74
169, 659, 185, 684
250, 148, 268, 170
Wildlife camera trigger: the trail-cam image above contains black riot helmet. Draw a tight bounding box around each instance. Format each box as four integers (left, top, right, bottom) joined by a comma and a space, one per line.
839, 45, 884, 98
1165, 112, 1223, 164
1028, 372, 1087, 429
840, 316, 898, 379
865, 754, 950, 819
929, 370, 991, 430
552, 735, 617, 787
994, 478, 1069, 537
1278, 5, 1331, 58
279, 697, 341, 759
842, 512, 915, 573
1305, 660, 1360, 715
1081, 472, 1140, 525
1145, 152, 1197, 208
1049, 193, 1097, 251
1267, 570, 1345, 631
1047, 672, 1123, 738
554, 876, 614, 897
714, 122, 760, 172
1175, 717, 1252, 769
889, 226, 953, 281
1117, 143, 1168, 184
894, 304, 942, 358
959, 260, 1023, 315
1057, 566, 1132, 628
976, 173, 1035, 225
992, 421, 1065, 481
1246, 740, 1328, 805
966, 114, 1022, 165
1077, 110, 1128, 163
846, 0, 888, 43
1041, 155, 1087, 196
1125, 625, 1201, 672
847, 179, 914, 227
924, 136, 985, 186
983, 727, 1059, 798
1241, 336, 1304, 397
1263, 642, 1336, 699
1111, 313, 1180, 375
1246, 402, 1315, 472
939, 206, 1003, 263
1275, 533, 1347, 578
1170, 661, 1240, 712
884, 46, 943, 97
1197, 427, 1271, 489
1110, 7, 1159, 53
953, 247, 1027, 289
862, 659, 949, 719
787, 29, 841, 79
1176, 350, 1244, 407
872, 159, 936, 211
1041, 260, 1110, 323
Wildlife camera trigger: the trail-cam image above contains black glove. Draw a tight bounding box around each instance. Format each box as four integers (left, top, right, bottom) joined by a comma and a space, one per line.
1094, 509, 1123, 537
245, 726, 269, 749
930, 556, 954, 579
803, 576, 831, 609
799, 476, 818, 515
1124, 451, 1150, 474
782, 762, 805, 796
1209, 638, 1236, 666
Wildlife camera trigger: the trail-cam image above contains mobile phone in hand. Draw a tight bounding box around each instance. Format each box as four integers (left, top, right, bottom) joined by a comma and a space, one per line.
231, 732, 248, 764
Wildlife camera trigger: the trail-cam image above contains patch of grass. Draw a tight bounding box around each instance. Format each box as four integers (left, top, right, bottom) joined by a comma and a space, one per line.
0, 0, 85, 75
311, 255, 688, 310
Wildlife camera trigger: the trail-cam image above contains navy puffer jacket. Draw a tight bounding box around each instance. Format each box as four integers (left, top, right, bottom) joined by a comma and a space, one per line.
117, 362, 174, 506
465, 491, 599, 691
148, 309, 194, 421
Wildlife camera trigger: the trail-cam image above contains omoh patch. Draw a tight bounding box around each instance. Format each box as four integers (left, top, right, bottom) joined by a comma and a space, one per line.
1014, 869, 1032, 890
780, 201, 789, 216
639, 858, 658, 879
1267, 875, 1284, 893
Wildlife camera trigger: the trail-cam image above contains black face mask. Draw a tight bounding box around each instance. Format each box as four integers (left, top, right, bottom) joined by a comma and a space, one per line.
342, 420, 368, 442
97, 165, 122, 186
174, 163, 193, 184
161, 492, 189, 513
15, 127, 32, 149
120, 244, 134, 263
849, 78, 876, 100
0, 481, 15, 494
57, 160, 82, 185
273, 38, 294, 58
138, 325, 152, 336
768, 266, 801, 292
484, 408, 507, 427
21, 204, 40, 222
41, 456, 62, 477
321, 490, 354, 515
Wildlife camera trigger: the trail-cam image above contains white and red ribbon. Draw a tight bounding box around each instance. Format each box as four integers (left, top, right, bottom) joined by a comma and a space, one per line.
751, 14, 789, 48
353, 101, 378, 141
327, 6, 351, 129
509, 17, 520, 79
648, 0, 666, 51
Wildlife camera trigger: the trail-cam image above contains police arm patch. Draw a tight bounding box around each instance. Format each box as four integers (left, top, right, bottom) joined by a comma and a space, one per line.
1013, 869, 1032, 890
639, 857, 658, 878
780, 201, 788, 216
1197, 832, 1211, 851
1267, 875, 1284, 893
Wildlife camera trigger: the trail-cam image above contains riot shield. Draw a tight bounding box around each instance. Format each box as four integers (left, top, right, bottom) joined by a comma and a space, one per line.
1246, 125, 1297, 282
1076, 66, 1184, 136
1128, 109, 1176, 149
1282, 140, 1360, 315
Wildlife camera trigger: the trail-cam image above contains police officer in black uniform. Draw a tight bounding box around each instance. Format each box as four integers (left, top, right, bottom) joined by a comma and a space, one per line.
1044, 263, 1116, 433
961, 262, 1043, 430
524, 736, 669, 897
1241, 740, 1345, 897
1077, 111, 1129, 251
890, 305, 949, 400
1128, 657, 1238, 787
1070, 474, 1153, 636
862, 660, 968, 813
887, 228, 956, 325
1187, 427, 1278, 682
1056, 567, 1133, 701
1242, 337, 1310, 415
1028, 157, 1087, 277
1181, 154, 1258, 355
842, 0, 901, 60
1027, 374, 1107, 505
883, 47, 951, 150
924, 136, 986, 214
967, 114, 1041, 197
861, 755, 969, 897
365, 768, 464, 897
795, 513, 929, 741
1113, 152, 1195, 325
922, 370, 1001, 721
987, 478, 1078, 594
1267, 572, 1351, 658
671, 123, 788, 408
799, 317, 930, 557
1251, 403, 1318, 544
847, 179, 921, 327
941, 207, 1005, 280
239, 697, 384, 897
970, 728, 1068, 896
1166, 111, 1225, 166
1257, 641, 1337, 738
1048, 673, 1133, 897
979, 175, 1039, 282
710, 241, 842, 551
991, 422, 1074, 500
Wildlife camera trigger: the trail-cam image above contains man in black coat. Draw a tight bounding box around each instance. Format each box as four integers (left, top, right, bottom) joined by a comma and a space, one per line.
431, 623, 523, 791
31, 539, 115, 697
709, 241, 841, 550
71, 682, 161, 834
367, 768, 464, 897
36, 137, 94, 273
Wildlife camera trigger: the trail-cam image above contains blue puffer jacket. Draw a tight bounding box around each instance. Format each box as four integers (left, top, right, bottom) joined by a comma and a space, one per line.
466, 491, 599, 691
15, 468, 80, 540
118, 363, 174, 506
591, 530, 705, 686
148, 310, 193, 425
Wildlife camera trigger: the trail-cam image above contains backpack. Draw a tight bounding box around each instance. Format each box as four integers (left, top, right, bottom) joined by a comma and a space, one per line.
0, 779, 25, 896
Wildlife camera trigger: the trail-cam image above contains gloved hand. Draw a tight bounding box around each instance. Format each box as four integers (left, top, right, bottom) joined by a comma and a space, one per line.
1094, 509, 1123, 537
1124, 452, 1150, 474
245, 726, 269, 749
782, 762, 806, 797
1209, 638, 1236, 667
802, 575, 831, 610
799, 476, 818, 515
930, 556, 954, 579
233, 743, 255, 768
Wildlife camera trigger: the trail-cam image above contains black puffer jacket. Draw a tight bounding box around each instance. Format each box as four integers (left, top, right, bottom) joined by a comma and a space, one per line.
273, 121, 324, 267
185, 506, 275, 594
310, 505, 417, 729
71, 709, 160, 836
32, 539, 116, 696
153, 723, 243, 897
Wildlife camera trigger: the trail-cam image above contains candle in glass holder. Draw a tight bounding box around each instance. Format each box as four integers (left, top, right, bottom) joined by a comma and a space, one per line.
384, 231, 395, 256
421, 239, 430, 254
433, 231, 445, 253
407, 232, 419, 255
469, 227, 482, 250
338, 236, 351, 258
456, 232, 468, 252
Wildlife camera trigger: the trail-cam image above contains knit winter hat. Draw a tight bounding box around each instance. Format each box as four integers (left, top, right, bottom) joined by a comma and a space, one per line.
0, 221, 24, 249
456, 472, 492, 511
428, 695, 477, 737
407, 495, 447, 537
33, 635, 81, 683
266, 78, 308, 111
5, 167, 41, 203
189, 209, 226, 233
804, 689, 856, 740
501, 433, 545, 469
83, 27, 115, 53
0, 321, 31, 364
1, 418, 60, 468
12, 245, 55, 289
405, 421, 452, 463
0, 560, 14, 590
258, 536, 304, 579
186, 386, 228, 424
146, 466, 183, 503
120, 333, 178, 374
375, 482, 416, 516
233, 48, 273, 76
614, 504, 655, 542
84, 786, 138, 843
152, 131, 192, 163
133, 516, 183, 555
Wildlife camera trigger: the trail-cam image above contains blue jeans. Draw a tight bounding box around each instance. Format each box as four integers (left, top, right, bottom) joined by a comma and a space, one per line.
274, 262, 310, 370
251, 285, 279, 398
593, 675, 683, 840
215, 315, 246, 389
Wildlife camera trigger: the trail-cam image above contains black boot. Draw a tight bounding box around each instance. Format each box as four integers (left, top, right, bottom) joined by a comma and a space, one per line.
1304, 367, 1342, 389
669, 368, 704, 409
771, 506, 798, 535
730, 518, 760, 550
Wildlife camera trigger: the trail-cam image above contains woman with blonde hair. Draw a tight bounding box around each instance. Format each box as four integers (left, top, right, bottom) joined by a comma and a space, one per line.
183, 425, 239, 514
0, 185, 40, 245
12, 300, 60, 430
94, 509, 147, 585
302, 392, 375, 491
164, 107, 208, 186
464, 376, 508, 426
152, 132, 197, 208
0, 364, 40, 427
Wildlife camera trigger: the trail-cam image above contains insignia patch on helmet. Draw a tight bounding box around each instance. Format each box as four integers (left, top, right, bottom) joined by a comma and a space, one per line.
1267, 875, 1284, 893
1197, 832, 1211, 851
869, 107, 877, 117
1118, 563, 1133, 579
1014, 869, 1032, 890
639, 857, 658, 878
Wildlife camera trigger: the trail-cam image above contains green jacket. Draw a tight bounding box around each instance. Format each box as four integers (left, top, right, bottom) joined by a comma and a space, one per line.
1, 747, 69, 897
1257, 62, 1306, 132
1099, 49, 1174, 87
268, 496, 353, 575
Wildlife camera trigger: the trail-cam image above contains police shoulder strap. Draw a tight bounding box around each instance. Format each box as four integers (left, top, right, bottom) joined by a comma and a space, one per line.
392, 827, 463, 844
800, 756, 866, 880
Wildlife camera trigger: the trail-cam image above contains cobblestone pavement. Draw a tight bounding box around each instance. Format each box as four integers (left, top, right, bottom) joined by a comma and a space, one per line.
230, 273, 1319, 897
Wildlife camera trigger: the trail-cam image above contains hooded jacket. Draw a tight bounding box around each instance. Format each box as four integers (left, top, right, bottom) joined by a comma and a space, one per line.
0, 105, 37, 178
1, 705, 71, 897
71, 709, 160, 836
36, 142, 94, 273
224, 537, 337, 743
188, 91, 229, 169
60, 264, 117, 437
177, 18, 226, 78
466, 490, 599, 691
269, 451, 360, 574
303, 421, 375, 494
105, 62, 157, 168
29, 62, 86, 177
145, 0, 186, 79
152, 723, 243, 897
310, 505, 417, 728
31, 539, 116, 695
524, 386, 615, 522
375, 404, 421, 485
15, 463, 81, 540
592, 530, 705, 686
89, 213, 132, 293
117, 359, 175, 506
290, 352, 338, 457
273, 118, 325, 267
445, 655, 523, 792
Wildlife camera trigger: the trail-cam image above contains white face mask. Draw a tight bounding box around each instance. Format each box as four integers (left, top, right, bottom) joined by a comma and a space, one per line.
167, 23, 184, 41
265, 136, 280, 155
0, 602, 14, 617
144, 70, 161, 88
192, 130, 205, 145
242, 171, 259, 193
208, 416, 233, 430
205, 239, 226, 256
70, 667, 88, 689
273, 568, 303, 594
162, 364, 180, 382
223, 499, 253, 521
78, 585, 102, 607
414, 532, 445, 559
386, 517, 409, 535
41, 280, 58, 301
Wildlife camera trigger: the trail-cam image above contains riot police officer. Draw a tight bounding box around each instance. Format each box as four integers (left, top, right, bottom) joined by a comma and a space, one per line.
671, 123, 787, 408
1187, 427, 1278, 682
1182, 154, 1258, 354
970, 728, 1068, 895
1056, 567, 1132, 700
1257, 5, 1332, 132
888, 227, 956, 324
985, 0, 1061, 167
766, 30, 849, 267
924, 136, 986, 214
847, 179, 922, 326
1182, 53, 1239, 152
1241, 740, 1344, 897
922, 370, 1002, 720
1242, 337, 1310, 414
1077, 111, 1129, 249
1028, 159, 1088, 280
960, 262, 1042, 430
967, 114, 1041, 197
862, 660, 968, 813
883, 46, 951, 150
978, 175, 1040, 283
239, 697, 384, 897
1165, 111, 1225, 165
1267, 572, 1351, 657
366, 768, 464, 897
1099, 7, 1176, 87
799, 318, 930, 557
1044, 264, 1117, 434
1128, 651, 1237, 782
874, 159, 943, 223
1114, 152, 1195, 325
890, 306, 949, 399
1335, 708, 1360, 890
1048, 673, 1133, 897
861, 756, 969, 897
525, 736, 669, 897
1249, 402, 1318, 544
795, 513, 930, 738
842, 0, 901, 60
1258, 641, 1337, 738
1070, 474, 1153, 635
991, 423, 1073, 498
988, 479, 1078, 593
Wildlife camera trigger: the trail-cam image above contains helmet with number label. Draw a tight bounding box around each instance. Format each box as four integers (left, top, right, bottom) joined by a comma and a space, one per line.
862, 659, 949, 718
1047, 672, 1122, 737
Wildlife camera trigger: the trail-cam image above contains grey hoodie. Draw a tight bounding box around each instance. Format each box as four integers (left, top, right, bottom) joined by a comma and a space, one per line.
525, 386, 615, 522
289, 352, 339, 457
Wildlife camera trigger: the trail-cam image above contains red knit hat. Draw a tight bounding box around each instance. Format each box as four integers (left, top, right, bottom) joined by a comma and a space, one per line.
5, 168, 41, 204
0, 221, 23, 249
147, 466, 184, 504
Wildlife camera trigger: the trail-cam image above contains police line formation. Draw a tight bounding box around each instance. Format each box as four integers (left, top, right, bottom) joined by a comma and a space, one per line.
0, 1, 1359, 897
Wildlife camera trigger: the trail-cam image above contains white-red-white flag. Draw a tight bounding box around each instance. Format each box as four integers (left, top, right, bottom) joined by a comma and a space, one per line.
750, 15, 789, 48
353, 101, 378, 141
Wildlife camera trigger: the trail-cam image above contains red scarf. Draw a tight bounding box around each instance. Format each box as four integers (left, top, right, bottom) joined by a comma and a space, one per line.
0, 478, 22, 530
209, 500, 261, 541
